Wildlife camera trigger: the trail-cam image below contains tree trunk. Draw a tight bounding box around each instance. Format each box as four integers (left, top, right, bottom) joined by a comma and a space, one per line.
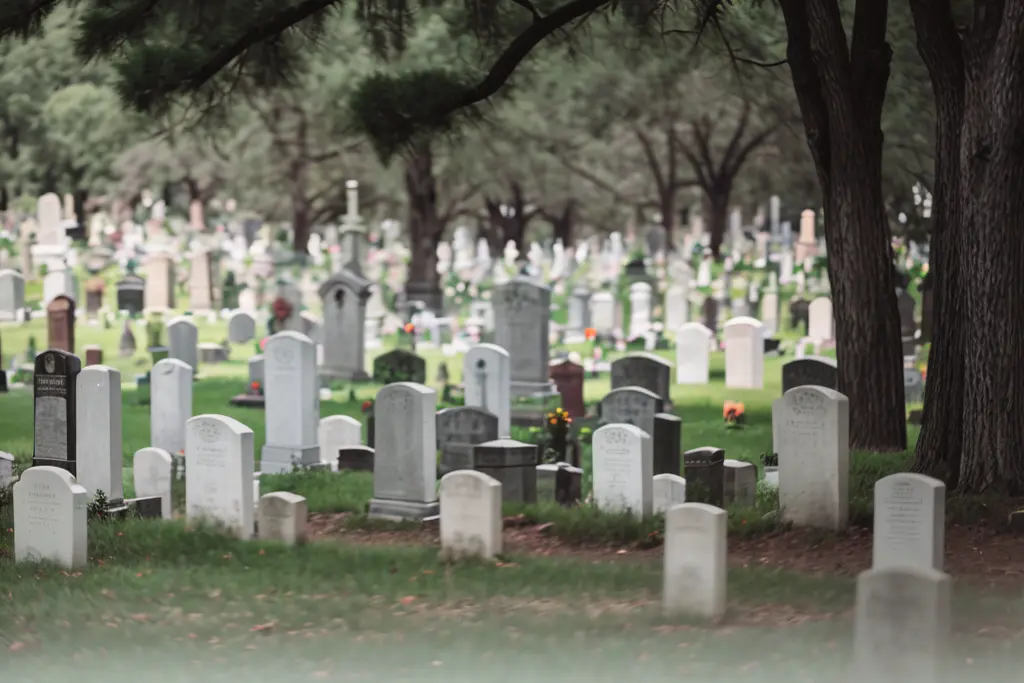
781, 0, 907, 451
907, 0, 965, 484
551, 200, 576, 245
706, 186, 730, 260
291, 197, 311, 259
659, 195, 676, 253
404, 140, 443, 307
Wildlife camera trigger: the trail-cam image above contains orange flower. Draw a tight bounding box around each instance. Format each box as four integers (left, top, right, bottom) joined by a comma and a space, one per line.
920, 366, 927, 381
549, 418, 557, 425
403, 322, 415, 334
584, 328, 597, 340
723, 401, 738, 419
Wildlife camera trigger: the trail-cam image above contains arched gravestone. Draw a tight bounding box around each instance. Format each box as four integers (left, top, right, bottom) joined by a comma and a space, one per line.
318, 269, 372, 380
372, 349, 427, 385
436, 406, 499, 475
33, 349, 81, 474
610, 353, 673, 410
781, 356, 839, 394
46, 295, 75, 353
597, 386, 663, 439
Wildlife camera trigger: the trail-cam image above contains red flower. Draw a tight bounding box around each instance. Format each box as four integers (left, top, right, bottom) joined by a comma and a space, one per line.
361, 400, 373, 413
584, 327, 597, 340
403, 322, 415, 334
250, 381, 261, 392
271, 297, 293, 321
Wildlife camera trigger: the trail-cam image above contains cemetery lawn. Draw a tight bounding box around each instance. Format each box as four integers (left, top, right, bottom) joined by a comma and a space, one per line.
1, 519, 1023, 681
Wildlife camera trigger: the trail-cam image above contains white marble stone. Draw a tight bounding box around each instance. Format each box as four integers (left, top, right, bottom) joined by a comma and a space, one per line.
166, 316, 198, 370
0, 451, 13, 488
854, 566, 951, 683
227, 310, 256, 344
675, 323, 713, 385
262, 331, 320, 473
368, 382, 439, 521
872, 473, 945, 571
723, 316, 764, 389
185, 414, 255, 539
133, 447, 174, 520
439, 470, 503, 560
723, 459, 757, 507
463, 343, 511, 437
318, 415, 362, 471
150, 358, 193, 457
258, 492, 308, 545
653, 473, 687, 515
592, 423, 653, 518
807, 296, 834, 342
14, 466, 88, 568
663, 503, 727, 619
772, 385, 850, 530
76, 366, 123, 503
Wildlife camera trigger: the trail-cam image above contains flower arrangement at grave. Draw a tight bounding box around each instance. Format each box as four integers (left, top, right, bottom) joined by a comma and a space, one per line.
270, 296, 293, 333
544, 407, 573, 463
259, 336, 269, 352
399, 321, 416, 351
920, 365, 927, 382
723, 400, 746, 429
249, 381, 263, 397
361, 399, 374, 417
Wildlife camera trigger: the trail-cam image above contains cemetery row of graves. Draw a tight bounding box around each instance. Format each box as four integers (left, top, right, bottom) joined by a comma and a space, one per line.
1, 192, 1020, 679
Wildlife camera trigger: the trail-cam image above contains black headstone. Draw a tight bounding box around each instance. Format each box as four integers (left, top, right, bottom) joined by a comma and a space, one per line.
116, 275, 146, 315
32, 349, 81, 475
436, 406, 499, 475
128, 496, 165, 519
683, 447, 725, 507
372, 349, 427, 385
781, 357, 839, 394
337, 446, 375, 472
653, 413, 682, 475
473, 439, 538, 503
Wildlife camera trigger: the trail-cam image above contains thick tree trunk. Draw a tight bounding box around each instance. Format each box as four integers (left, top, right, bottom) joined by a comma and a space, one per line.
404, 141, 443, 302
907, 0, 965, 484
955, 51, 1024, 493
706, 187, 729, 260
659, 195, 676, 252
550, 200, 575, 245
291, 198, 311, 259
781, 0, 907, 451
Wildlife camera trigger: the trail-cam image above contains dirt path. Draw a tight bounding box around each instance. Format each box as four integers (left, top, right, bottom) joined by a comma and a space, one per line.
309, 513, 1024, 584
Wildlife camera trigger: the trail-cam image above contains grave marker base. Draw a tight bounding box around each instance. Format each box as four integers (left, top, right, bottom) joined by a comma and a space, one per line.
368, 498, 439, 522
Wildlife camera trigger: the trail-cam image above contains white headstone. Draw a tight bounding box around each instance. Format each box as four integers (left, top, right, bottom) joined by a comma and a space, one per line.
723, 316, 764, 389
76, 366, 123, 503
439, 470, 503, 560
166, 317, 199, 371
318, 415, 362, 471
807, 297, 834, 342
853, 567, 951, 683
872, 473, 945, 571
492, 279, 552, 389
150, 358, 193, 458
133, 447, 174, 519
589, 291, 615, 333
675, 323, 714, 385
227, 310, 256, 344
261, 331, 320, 473
258, 492, 308, 545
653, 473, 687, 515
463, 343, 512, 436
662, 503, 727, 619
592, 424, 653, 518
14, 466, 88, 568
185, 414, 255, 539
367, 382, 439, 521
0, 451, 13, 488
772, 385, 850, 530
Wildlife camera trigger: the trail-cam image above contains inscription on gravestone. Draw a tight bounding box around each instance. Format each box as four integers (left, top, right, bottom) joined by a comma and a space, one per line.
33, 350, 81, 475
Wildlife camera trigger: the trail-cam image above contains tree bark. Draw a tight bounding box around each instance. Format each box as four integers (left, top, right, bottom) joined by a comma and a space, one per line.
706, 185, 730, 259
404, 140, 443, 298
780, 0, 907, 451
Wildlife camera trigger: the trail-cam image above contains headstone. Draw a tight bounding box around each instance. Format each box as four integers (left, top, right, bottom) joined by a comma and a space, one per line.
133, 447, 173, 520
548, 359, 585, 418
904, 367, 924, 403
143, 253, 175, 311
46, 295, 75, 353
150, 359, 193, 457
33, 350, 81, 474
436, 406, 499, 475
76, 366, 123, 504
873, 473, 945, 571
492, 278, 553, 395
473, 438, 538, 503
898, 289, 917, 354
367, 382, 440, 521
853, 567, 951, 683
781, 356, 838, 394
318, 415, 362, 470
249, 355, 265, 385
536, 462, 583, 505
166, 317, 199, 371
227, 310, 256, 344
675, 323, 713, 385
598, 386, 662, 438
319, 269, 373, 380
723, 316, 764, 389
439, 470, 503, 560
0, 269, 26, 321
188, 249, 215, 311
723, 459, 757, 507
772, 386, 850, 530
701, 297, 718, 334
653, 473, 687, 515
592, 424, 653, 518
463, 343, 512, 437
119, 320, 137, 358
337, 445, 375, 471
115, 274, 145, 315
682, 447, 725, 507
185, 414, 255, 539
258, 492, 308, 545
653, 413, 682, 475
610, 353, 673, 409
14, 466, 88, 568
262, 331, 320, 473
589, 291, 615, 333
372, 349, 427, 385
662, 503, 727, 619
807, 297, 834, 342
0, 451, 13, 488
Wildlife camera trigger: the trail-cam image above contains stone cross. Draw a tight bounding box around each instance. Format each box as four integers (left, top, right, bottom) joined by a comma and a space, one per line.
341, 180, 367, 275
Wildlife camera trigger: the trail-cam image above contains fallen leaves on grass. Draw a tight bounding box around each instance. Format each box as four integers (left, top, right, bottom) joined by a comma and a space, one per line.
250, 622, 276, 632
399, 596, 417, 606
8, 641, 27, 652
